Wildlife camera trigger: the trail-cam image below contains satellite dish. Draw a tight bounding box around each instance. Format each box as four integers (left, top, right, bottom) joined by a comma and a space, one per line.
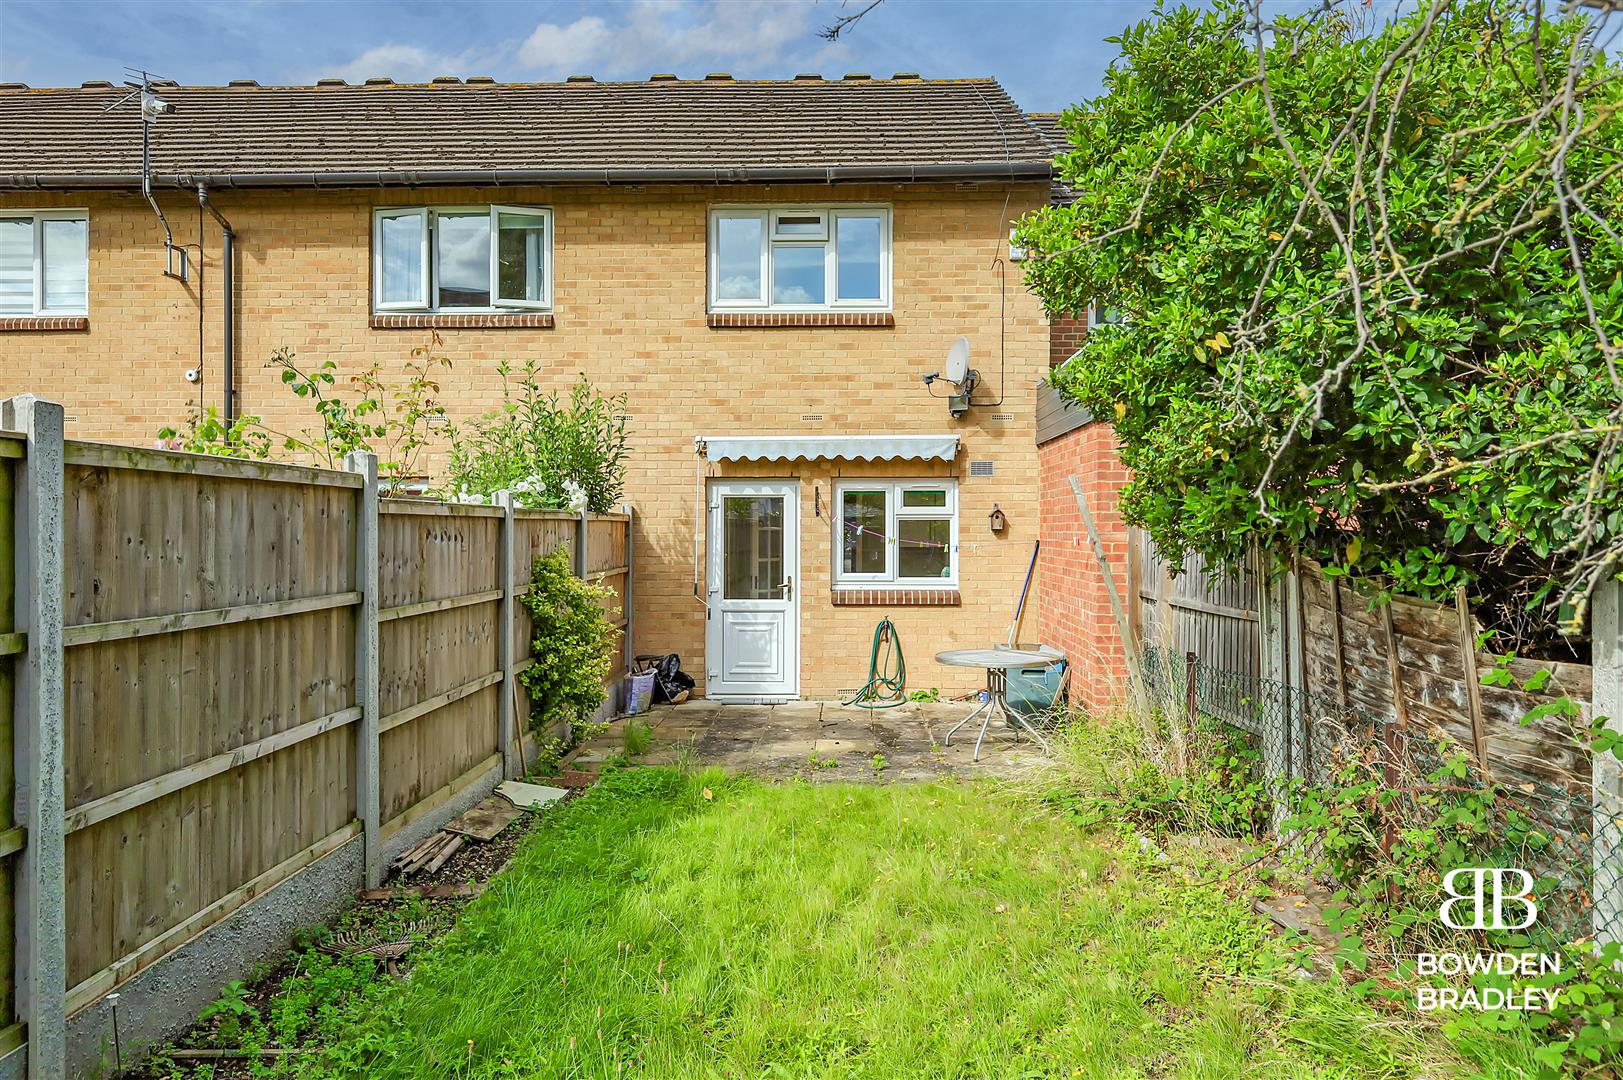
944, 337, 971, 385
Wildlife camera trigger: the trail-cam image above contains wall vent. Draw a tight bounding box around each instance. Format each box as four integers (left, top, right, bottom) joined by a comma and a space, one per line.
800, 414, 825, 422
989, 412, 1015, 422
969, 460, 995, 478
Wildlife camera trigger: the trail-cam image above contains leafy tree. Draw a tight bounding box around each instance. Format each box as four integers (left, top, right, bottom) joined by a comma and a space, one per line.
1016, 0, 1623, 650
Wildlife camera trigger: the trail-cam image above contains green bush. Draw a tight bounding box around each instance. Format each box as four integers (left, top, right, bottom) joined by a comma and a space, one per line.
517, 549, 619, 734
1014, 0, 1623, 647
444, 361, 629, 512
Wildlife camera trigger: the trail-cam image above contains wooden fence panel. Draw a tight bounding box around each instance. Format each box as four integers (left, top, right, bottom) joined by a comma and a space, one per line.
1132, 527, 1260, 697
1298, 564, 1593, 796
0, 432, 636, 1072
377, 505, 503, 827
59, 460, 359, 994
587, 513, 630, 629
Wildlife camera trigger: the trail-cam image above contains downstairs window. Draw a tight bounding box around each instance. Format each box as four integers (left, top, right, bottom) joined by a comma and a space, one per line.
835, 480, 957, 587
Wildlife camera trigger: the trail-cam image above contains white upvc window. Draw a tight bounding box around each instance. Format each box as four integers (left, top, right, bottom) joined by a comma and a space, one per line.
709, 205, 890, 311
835, 480, 958, 587
0, 210, 89, 317
372, 205, 552, 313
1089, 301, 1127, 328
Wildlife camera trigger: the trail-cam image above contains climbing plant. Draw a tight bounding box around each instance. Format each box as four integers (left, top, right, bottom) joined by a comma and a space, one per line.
518, 548, 619, 735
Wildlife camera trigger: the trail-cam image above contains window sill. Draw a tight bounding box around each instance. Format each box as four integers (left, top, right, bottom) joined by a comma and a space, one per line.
0, 316, 89, 332
832, 588, 960, 607
370, 313, 554, 330
708, 312, 894, 329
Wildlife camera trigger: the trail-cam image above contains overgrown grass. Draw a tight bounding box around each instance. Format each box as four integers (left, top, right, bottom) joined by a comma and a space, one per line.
295, 760, 1505, 1078
622, 718, 654, 757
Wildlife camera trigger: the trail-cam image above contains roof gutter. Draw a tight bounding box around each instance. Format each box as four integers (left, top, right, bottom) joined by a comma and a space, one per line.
0, 161, 1051, 191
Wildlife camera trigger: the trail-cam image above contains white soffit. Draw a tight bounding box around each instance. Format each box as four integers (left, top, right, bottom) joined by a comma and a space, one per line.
695, 434, 960, 463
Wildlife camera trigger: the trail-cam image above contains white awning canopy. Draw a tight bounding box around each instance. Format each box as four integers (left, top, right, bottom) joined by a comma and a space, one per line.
695, 434, 960, 463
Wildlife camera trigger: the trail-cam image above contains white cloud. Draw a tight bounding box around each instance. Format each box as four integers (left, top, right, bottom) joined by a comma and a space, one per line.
717, 274, 762, 300
515, 0, 827, 80
321, 0, 847, 89
517, 16, 615, 72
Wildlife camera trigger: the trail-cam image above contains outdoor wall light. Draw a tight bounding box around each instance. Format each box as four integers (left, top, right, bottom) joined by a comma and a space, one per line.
989, 504, 1007, 534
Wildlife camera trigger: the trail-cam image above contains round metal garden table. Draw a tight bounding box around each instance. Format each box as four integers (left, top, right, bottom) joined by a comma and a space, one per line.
935, 647, 1059, 762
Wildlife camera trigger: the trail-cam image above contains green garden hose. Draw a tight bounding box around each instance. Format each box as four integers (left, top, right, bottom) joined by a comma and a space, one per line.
844, 617, 907, 709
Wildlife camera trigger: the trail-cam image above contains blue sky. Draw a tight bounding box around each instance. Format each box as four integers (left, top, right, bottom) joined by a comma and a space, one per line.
0, 0, 1163, 114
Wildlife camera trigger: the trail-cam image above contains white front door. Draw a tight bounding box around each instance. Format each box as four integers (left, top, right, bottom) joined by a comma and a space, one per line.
706, 480, 799, 702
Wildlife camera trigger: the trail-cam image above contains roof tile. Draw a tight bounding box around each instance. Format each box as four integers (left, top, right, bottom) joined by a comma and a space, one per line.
0, 78, 1051, 188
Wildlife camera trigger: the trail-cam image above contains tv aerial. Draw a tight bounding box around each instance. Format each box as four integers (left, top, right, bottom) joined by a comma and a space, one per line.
105, 69, 187, 281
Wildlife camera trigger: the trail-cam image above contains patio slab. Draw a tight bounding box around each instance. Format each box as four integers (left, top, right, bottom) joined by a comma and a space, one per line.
568, 697, 1047, 782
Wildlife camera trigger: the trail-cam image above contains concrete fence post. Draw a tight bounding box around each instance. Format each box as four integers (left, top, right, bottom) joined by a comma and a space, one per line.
1593, 577, 1622, 946
2, 395, 66, 1079
1285, 563, 1309, 781
495, 491, 517, 779
1257, 561, 1291, 834
575, 508, 589, 579
345, 452, 381, 888
621, 503, 634, 680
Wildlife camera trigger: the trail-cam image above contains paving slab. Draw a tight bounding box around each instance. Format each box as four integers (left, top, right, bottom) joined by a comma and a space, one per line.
568, 698, 1045, 782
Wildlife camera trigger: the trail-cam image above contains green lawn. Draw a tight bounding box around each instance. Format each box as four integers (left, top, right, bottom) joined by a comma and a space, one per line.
298, 764, 1513, 1078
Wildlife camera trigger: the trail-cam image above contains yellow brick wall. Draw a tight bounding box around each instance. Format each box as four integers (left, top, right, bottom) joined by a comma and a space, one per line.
0, 182, 1049, 698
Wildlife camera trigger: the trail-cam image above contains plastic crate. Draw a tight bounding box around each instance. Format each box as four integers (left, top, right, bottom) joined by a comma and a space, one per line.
1004, 660, 1067, 721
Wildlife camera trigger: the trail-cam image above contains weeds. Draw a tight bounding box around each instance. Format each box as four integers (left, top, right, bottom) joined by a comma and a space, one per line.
622, 718, 653, 757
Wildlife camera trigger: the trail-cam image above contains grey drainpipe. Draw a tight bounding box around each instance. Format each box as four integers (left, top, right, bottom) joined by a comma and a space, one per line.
196, 183, 237, 424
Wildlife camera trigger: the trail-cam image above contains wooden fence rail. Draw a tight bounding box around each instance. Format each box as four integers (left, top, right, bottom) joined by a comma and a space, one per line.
0, 397, 635, 1078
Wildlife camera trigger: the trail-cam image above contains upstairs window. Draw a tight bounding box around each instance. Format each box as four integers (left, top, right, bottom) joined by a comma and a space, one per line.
0, 210, 89, 316
710, 206, 890, 311
373, 205, 551, 313
835, 480, 957, 587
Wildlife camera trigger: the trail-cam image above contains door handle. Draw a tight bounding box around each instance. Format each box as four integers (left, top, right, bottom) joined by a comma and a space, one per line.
780, 576, 793, 601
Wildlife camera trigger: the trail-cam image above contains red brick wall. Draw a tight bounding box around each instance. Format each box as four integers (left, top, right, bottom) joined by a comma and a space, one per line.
1050, 312, 1087, 368
1038, 420, 1132, 713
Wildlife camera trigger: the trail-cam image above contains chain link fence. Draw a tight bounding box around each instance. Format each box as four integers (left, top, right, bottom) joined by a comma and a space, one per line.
1140, 644, 1618, 945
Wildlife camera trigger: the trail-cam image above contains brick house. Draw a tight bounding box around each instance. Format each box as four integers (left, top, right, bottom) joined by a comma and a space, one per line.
1022, 111, 1134, 715
0, 74, 1123, 704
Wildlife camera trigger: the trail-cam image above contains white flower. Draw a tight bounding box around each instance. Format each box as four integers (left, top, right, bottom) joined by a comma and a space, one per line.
561, 478, 589, 514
